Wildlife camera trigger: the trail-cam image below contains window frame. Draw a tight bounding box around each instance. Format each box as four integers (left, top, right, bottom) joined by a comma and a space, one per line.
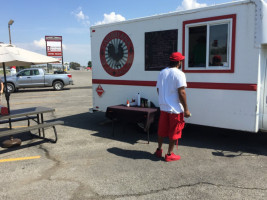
182, 14, 236, 73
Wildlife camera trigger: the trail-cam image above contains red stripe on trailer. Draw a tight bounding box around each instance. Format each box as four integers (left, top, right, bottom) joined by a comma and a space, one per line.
187, 82, 257, 91
92, 79, 257, 91
92, 79, 156, 86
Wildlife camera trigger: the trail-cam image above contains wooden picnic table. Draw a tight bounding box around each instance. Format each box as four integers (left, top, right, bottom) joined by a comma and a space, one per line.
0, 107, 63, 143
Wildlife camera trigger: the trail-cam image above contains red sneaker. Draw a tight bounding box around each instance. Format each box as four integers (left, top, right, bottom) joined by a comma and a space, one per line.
165, 153, 181, 162
155, 148, 163, 158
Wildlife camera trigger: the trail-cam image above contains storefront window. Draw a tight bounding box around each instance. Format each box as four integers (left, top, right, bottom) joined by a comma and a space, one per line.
183, 14, 235, 72
188, 23, 229, 69
145, 29, 178, 71
189, 26, 207, 67
209, 24, 228, 67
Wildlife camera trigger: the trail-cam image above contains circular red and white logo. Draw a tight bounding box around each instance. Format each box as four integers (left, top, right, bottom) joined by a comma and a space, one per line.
100, 30, 134, 77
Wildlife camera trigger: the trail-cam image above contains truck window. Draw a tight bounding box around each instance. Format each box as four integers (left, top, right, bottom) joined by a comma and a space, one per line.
19, 70, 31, 76
183, 14, 236, 73
32, 70, 40, 75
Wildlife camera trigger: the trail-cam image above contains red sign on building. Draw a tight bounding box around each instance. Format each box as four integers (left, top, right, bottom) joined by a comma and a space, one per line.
45, 36, 63, 63
96, 85, 104, 97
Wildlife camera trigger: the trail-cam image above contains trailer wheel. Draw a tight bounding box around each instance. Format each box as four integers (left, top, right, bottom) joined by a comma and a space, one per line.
53, 81, 64, 91
6, 83, 15, 93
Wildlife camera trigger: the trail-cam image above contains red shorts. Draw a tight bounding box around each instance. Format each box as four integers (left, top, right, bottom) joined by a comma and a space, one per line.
158, 111, 185, 140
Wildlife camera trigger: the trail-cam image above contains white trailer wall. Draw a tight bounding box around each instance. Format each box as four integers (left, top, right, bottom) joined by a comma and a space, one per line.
91, 1, 263, 132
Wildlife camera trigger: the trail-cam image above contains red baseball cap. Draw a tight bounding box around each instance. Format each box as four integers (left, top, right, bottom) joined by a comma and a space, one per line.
169, 52, 185, 61
213, 55, 222, 61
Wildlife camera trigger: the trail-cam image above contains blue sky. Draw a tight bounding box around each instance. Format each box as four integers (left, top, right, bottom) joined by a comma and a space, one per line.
0, 0, 236, 66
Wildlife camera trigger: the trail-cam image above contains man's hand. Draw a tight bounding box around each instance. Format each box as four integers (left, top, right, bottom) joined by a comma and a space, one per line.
184, 110, 191, 118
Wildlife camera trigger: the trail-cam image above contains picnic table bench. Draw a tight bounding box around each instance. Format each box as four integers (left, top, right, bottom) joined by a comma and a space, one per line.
0, 107, 64, 143
0, 116, 37, 126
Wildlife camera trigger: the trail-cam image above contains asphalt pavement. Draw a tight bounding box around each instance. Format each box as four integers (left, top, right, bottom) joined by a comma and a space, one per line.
0, 70, 266, 200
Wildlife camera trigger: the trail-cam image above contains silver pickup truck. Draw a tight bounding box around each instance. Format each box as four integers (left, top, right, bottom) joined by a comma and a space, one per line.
2, 68, 73, 92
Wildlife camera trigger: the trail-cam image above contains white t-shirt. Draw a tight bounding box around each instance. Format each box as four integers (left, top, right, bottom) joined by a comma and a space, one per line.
156, 67, 187, 114
10, 68, 16, 76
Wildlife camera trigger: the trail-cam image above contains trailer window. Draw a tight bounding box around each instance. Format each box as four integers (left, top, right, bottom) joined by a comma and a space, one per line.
183, 14, 236, 73
145, 29, 178, 71
189, 26, 207, 67
209, 24, 228, 67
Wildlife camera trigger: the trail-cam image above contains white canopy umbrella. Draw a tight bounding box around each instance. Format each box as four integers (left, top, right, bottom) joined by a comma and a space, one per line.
0, 43, 60, 117
0, 43, 59, 66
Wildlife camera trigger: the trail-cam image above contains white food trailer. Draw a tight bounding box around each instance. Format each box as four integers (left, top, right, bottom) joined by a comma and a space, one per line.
90, 0, 267, 132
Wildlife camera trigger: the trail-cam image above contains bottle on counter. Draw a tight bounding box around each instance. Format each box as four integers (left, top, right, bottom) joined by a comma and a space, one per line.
137, 93, 141, 107
147, 100, 151, 108
141, 99, 144, 107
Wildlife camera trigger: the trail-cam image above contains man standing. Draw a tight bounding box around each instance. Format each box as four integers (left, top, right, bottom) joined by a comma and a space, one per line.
155, 52, 191, 162
0, 77, 3, 95
0, 77, 3, 107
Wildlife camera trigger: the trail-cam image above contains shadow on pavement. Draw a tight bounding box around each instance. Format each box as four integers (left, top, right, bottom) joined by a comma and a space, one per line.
68, 86, 92, 90
181, 125, 267, 157
107, 147, 163, 161
56, 112, 156, 145
11, 86, 91, 93
0, 132, 47, 154
54, 112, 267, 157
15, 88, 68, 93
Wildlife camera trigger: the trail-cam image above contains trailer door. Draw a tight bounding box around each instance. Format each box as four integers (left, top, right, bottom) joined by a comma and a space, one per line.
262, 46, 267, 130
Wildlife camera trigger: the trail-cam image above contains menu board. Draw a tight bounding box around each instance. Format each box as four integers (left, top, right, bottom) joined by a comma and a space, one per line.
145, 29, 178, 71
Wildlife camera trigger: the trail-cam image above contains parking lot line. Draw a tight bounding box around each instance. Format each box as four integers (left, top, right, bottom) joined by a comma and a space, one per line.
0, 156, 41, 163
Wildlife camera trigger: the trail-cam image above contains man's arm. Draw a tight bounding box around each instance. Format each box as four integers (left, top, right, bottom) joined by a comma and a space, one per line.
178, 86, 191, 118
0, 82, 3, 94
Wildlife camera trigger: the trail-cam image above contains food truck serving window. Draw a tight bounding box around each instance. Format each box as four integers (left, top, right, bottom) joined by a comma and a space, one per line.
145, 29, 178, 71
183, 14, 236, 73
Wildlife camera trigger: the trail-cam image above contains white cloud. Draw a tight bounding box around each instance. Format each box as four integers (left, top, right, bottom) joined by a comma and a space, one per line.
33, 38, 46, 49
72, 7, 90, 26
15, 42, 46, 56
76, 11, 86, 20
95, 12, 126, 25
177, 0, 207, 11
33, 38, 66, 50
17, 42, 89, 66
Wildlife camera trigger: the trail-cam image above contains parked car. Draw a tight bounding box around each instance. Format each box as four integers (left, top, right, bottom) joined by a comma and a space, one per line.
1, 68, 73, 93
